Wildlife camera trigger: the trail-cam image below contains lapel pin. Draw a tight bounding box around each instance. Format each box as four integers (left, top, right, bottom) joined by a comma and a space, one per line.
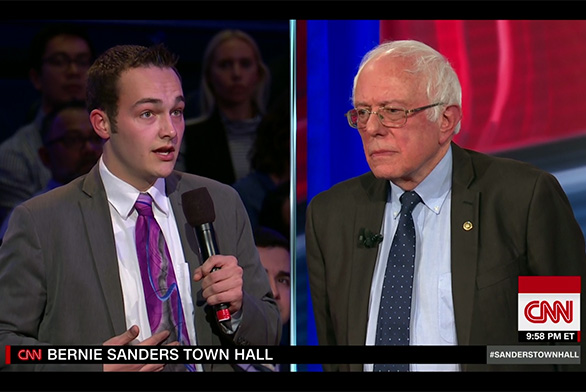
463, 221, 473, 231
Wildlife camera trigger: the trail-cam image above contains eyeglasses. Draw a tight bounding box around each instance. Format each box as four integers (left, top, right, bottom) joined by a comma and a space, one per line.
42, 53, 93, 70
345, 102, 444, 129
45, 133, 103, 150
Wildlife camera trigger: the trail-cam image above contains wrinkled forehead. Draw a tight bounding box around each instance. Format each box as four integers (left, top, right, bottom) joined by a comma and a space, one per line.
355, 55, 427, 104
364, 54, 419, 76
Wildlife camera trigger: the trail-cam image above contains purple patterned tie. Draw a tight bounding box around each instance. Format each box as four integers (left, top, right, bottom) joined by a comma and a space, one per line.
134, 193, 191, 347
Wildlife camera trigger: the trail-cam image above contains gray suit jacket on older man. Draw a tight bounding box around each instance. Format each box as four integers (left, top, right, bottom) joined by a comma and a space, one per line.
0, 164, 280, 371
306, 143, 586, 372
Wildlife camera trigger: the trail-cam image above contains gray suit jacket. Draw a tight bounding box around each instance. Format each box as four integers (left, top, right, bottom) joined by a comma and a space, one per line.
306, 143, 586, 371
0, 165, 281, 371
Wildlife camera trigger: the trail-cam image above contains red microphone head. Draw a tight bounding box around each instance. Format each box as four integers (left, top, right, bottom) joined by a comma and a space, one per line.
181, 187, 216, 226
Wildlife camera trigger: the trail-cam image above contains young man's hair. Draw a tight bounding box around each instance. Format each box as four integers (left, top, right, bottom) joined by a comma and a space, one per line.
86, 44, 180, 128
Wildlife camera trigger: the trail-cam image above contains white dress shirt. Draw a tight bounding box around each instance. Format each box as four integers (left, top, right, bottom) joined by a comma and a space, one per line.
98, 157, 197, 347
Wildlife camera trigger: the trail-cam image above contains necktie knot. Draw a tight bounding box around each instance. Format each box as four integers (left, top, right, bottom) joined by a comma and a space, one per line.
399, 191, 421, 215
135, 193, 154, 217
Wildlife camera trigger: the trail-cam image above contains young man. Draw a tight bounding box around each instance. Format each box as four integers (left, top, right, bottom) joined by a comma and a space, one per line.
0, 44, 280, 372
305, 40, 586, 372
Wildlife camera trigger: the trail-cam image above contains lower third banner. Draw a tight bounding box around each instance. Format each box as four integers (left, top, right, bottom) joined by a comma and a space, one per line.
6, 345, 488, 365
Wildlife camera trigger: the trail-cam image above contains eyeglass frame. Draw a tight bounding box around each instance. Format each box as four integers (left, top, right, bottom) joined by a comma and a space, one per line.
45, 132, 104, 150
42, 53, 93, 70
345, 102, 444, 129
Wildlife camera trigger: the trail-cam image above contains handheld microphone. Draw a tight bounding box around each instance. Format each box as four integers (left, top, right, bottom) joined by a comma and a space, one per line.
181, 187, 231, 323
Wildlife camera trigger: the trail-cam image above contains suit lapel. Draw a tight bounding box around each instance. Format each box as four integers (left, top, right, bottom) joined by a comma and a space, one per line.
79, 165, 126, 334
347, 174, 389, 350
450, 144, 480, 346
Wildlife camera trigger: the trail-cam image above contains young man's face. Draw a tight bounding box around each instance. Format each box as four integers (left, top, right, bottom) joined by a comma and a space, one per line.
100, 66, 185, 191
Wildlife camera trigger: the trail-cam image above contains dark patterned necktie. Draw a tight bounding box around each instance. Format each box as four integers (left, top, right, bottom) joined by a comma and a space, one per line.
373, 191, 421, 372
134, 193, 191, 347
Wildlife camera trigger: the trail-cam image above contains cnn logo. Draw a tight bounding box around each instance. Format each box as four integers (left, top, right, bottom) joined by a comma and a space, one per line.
524, 300, 573, 323
518, 276, 581, 331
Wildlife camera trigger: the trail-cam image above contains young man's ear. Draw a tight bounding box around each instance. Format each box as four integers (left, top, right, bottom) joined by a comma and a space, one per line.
90, 109, 111, 140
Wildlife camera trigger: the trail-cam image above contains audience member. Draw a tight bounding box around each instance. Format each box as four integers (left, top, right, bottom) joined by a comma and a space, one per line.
0, 23, 95, 226
0, 43, 280, 371
180, 29, 271, 184
255, 226, 291, 333
38, 101, 103, 186
232, 93, 289, 234
236, 226, 290, 372
0, 100, 102, 241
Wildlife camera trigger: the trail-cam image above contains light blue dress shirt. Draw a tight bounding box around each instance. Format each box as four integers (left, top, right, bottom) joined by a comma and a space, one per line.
365, 146, 459, 371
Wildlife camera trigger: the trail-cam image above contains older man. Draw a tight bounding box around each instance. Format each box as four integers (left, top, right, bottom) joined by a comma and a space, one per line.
305, 40, 586, 372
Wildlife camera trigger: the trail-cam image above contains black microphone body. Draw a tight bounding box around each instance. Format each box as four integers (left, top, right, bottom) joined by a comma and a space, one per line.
195, 222, 219, 259
182, 188, 231, 323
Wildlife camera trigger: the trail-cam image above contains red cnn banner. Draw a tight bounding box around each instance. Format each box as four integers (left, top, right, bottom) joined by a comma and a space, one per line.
518, 276, 581, 342
5, 346, 44, 364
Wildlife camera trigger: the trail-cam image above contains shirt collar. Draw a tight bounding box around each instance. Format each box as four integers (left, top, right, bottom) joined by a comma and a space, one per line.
389, 145, 453, 218
99, 156, 169, 220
